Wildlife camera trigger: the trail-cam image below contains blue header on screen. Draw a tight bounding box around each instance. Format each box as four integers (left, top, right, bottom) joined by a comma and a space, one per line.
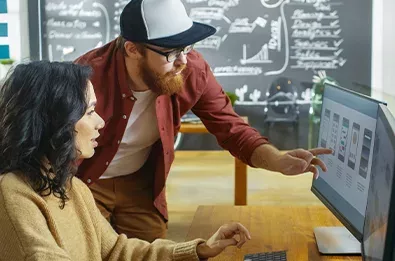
324, 83, 381, 118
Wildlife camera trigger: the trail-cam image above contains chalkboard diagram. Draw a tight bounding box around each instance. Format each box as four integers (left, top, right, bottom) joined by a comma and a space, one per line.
41, 0, 130, 61
39, 0, 371, 101
183, 0, 371, 110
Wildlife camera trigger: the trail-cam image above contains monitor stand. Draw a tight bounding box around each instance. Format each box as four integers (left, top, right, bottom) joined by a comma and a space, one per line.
314, 227, 361, 255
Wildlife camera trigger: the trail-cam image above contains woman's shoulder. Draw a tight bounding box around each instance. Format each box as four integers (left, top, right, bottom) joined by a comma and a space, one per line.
69, 177, 96, 205
0, 172, 44, 212
70, 176, 90, 194
0, 172, 33, 194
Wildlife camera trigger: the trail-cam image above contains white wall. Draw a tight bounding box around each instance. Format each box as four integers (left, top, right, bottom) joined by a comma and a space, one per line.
1, 0, 29, 61
372, 0, 395, 96
382, 0, 395, 97
5, 0, 395, 96
371, 0, 383, 93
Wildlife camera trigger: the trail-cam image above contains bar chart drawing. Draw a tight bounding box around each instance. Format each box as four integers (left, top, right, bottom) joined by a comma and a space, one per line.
240, 44, 272, 65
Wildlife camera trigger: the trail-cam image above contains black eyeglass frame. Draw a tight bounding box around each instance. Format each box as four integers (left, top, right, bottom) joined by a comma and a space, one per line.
143, 44, 194, 62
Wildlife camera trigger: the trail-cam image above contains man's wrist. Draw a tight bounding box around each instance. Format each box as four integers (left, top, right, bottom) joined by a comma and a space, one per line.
250, 144, 282, 170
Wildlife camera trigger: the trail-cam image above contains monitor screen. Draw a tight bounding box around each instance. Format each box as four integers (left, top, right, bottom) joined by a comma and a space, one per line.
311, 83, 383, 240
362, 104, 395, 261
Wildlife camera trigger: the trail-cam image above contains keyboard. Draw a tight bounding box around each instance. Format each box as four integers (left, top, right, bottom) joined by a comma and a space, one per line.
244, 250, 287, 261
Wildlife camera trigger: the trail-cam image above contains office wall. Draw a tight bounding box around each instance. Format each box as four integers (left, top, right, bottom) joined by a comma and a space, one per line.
372, 0, 395, 97
382, 0, 395, 97
0, 0, 10, 59
1, 0, 29, 61
5, 0, 395, 96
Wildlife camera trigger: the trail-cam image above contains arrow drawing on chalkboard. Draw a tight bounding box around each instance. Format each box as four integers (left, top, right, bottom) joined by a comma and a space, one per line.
260, 0, 286, 8
92, 2, 110, 43
265, 0, 290, 76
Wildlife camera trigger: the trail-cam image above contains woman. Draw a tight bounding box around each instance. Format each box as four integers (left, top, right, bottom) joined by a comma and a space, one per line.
0, 61, 251, 261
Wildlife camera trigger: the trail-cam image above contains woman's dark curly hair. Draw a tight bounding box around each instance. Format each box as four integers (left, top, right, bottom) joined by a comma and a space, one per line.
0, 61, 92, 208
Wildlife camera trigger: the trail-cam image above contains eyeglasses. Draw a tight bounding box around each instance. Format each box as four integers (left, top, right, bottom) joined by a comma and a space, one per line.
144, 44, 194, 63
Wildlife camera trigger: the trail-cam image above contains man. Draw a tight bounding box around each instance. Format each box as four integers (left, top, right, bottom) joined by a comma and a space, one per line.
75, 0, 331, 242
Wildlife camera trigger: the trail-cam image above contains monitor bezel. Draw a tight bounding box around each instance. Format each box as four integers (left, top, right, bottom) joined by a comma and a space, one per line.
311, 82, 386, 242
361, 104, 395, 261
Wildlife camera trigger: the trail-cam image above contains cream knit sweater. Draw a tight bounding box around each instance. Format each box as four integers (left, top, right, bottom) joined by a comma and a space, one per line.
0, 173, 204, 261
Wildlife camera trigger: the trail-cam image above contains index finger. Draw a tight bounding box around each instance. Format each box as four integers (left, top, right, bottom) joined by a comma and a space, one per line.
308, 148, 332, 156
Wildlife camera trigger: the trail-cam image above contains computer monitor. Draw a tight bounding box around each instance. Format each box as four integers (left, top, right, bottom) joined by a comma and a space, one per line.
362, 104, 395, 261
311, 82, 385, 254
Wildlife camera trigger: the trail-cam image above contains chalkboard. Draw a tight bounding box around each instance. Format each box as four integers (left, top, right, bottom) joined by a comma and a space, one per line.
28, 0, 125, 61
181, 0, 372, 106
28, 0, 373, 150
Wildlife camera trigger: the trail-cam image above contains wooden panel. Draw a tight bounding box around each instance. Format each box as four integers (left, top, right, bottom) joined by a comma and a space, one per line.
234, 158, 247, 205
186, 206, 362, 261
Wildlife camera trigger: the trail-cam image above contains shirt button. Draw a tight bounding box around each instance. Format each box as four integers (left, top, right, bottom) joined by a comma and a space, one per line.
122, 93, 126, 98
87, 179, 92, 184
117, 140, 121, 144
122, 115, 127, 119
105, 161, 109, 166
131, 97, 135, 101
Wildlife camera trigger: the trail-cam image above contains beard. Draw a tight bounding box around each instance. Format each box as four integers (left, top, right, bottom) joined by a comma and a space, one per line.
139, 59, 186, 96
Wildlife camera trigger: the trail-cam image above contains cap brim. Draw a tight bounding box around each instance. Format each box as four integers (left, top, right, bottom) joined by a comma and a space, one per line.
146, 22, 216, 48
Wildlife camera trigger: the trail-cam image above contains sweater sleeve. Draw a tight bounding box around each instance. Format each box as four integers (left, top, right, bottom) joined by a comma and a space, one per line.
76, 179, 205, 261
0, 176, 72, 261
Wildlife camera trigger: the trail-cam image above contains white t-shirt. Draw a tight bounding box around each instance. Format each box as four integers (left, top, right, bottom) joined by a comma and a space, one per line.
101, 90, 160, 179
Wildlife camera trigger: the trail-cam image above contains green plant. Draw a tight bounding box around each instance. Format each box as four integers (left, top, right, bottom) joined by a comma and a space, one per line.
226, 91, 238, 106
311, 71, 338, 117
0, 59, 14, 65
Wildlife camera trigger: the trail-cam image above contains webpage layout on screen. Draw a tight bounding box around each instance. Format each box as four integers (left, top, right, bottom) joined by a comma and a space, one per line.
317, 97, 376, 216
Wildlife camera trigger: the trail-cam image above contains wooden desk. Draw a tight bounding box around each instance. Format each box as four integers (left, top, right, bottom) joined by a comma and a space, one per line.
179, 121, 248, 205
186, 206, 362, 261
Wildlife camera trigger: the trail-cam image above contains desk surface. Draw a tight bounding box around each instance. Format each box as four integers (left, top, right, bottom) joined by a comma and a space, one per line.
185, 206, 362, 260
179, 117, 248, 134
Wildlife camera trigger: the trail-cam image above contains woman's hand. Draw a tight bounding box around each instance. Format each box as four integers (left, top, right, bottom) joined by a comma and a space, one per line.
196, 222, 251, 259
